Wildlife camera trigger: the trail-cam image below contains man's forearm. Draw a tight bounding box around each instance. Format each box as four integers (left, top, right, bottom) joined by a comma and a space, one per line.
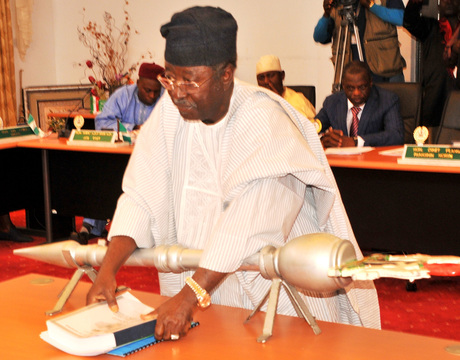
313, 16, 333, 44
98, 236, 139, 277
370, 5, 404, 26
190, 267, 227, 297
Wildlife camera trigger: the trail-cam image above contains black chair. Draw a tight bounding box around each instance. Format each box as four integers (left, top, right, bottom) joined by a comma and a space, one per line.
435, 90, 460, 145
288, 85, 316, 109
375, 82, 422, 144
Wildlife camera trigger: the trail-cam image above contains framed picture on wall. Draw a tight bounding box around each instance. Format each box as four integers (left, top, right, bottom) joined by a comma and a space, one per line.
22, 85, 93, 131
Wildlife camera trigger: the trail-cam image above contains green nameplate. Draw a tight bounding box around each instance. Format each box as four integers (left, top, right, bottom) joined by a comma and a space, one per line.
70, 130, 114, 142
398, 145, 460, 166
68, 129, 130, 147
0, 126, 36, 139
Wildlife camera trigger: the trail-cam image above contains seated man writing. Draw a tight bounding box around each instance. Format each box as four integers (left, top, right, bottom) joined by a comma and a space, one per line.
317, 61, 404, 148
87, 6, 380, 341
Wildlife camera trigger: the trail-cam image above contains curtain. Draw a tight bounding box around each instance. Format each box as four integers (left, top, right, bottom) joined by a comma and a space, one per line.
0, 0, 17, 127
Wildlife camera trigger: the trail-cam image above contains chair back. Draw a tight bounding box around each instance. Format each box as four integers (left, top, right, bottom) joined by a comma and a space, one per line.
435, 90, 460, 145
288, 85, 316, 108
375, 82, 422, 144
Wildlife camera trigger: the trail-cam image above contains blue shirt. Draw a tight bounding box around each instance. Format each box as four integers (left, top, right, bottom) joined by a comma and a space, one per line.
95, 84, 164, 131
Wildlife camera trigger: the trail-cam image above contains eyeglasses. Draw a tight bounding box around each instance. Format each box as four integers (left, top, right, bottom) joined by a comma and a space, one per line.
157, 74, 213, 94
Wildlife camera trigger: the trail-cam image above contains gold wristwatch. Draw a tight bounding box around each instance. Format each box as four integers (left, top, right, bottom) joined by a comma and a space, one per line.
185, 277, 211, 308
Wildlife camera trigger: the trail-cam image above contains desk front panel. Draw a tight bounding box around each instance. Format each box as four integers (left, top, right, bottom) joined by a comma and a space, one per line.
1, 147, 43, 213
332, 166, 460, 255
47, 149, 130, 220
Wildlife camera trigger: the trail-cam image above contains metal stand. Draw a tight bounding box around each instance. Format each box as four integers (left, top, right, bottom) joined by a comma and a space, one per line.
245, 278, 322, 343
45, 248, 98, 316
332, 5, 364, 93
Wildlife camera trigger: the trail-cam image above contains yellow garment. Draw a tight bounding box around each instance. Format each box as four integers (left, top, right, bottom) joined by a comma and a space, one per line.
283, 87, 316, 121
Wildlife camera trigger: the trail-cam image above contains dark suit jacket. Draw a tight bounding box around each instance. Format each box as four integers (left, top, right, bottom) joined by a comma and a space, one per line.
316, 86, 404, 146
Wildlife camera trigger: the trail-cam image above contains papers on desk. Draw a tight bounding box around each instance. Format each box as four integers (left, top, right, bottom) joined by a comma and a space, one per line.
378, 147, 404, 157
40, 292, 155, 356
325, 146, 374, 155
328, 253, 460, 282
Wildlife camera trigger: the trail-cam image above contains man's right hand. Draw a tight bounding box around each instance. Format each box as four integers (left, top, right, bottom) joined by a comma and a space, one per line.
87, 270, 120, 312
321, 127, 344, 148
323, 0, 335, 17
86, 235, 138, 312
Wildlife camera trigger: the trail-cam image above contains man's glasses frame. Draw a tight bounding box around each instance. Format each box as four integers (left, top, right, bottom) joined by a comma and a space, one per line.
157, 74, 213, 93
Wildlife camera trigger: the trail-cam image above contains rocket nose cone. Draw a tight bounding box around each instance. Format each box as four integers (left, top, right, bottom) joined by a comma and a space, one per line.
13, 240, 80, 268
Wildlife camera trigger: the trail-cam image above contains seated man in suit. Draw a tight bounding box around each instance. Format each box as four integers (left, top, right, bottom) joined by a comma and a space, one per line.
317, 61, 404, 148
256, 55, 316, 122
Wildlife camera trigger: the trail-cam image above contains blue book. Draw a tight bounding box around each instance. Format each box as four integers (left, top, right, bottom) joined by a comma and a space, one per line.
108, 322, 199, 357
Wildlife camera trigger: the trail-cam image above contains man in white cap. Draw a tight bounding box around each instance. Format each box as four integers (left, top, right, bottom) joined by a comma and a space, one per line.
87, 6, 380, 341
256, 55, 316, 122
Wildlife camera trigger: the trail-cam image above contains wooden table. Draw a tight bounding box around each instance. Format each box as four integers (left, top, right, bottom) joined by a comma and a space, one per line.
327, 146, 460, 255
18, 136, 133, 242
1, 273, 458, 360
327, 146, 460, 174
6, 138, 460, 254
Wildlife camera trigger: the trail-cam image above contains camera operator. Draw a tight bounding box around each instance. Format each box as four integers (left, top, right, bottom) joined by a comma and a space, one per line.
403, 0, 460, 140
313, 0, 406, 83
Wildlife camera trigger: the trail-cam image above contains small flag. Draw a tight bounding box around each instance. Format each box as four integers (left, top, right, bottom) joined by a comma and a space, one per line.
118, 120, 132, 145
27, 114, 45, 137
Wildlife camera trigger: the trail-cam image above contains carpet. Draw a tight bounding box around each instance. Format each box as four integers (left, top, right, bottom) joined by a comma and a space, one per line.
3, 210, 460, 342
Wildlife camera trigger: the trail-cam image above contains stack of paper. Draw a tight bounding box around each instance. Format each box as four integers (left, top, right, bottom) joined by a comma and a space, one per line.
40, 292, 156, 356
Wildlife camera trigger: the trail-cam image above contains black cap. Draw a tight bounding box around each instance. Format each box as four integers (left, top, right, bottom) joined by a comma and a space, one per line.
160, 6, 238, 67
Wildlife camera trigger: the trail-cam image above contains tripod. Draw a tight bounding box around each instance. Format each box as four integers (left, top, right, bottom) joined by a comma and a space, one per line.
332, 5, 364, 93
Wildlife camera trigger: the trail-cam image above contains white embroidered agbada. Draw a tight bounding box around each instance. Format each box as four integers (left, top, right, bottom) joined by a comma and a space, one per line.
109, 79, 381, 329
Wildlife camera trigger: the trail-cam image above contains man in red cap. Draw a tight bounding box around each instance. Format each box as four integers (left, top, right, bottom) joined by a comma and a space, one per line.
72, 62, 165, 244
95, 62, 165, 131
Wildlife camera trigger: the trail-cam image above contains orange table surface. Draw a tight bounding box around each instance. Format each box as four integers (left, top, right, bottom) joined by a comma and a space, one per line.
0, 274, 458, 360
17, 134, 134, 155
326, 146, 460, 174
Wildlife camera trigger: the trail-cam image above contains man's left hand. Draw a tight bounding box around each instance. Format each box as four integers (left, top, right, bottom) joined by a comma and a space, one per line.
321, 127, 356, 148
141, 286, 197, 341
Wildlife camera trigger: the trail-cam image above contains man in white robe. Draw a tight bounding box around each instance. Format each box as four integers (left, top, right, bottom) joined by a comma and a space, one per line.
87, 6, 380, 341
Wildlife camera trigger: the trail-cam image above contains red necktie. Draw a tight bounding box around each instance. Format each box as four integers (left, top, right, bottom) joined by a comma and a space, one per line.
350, 106, 361, 137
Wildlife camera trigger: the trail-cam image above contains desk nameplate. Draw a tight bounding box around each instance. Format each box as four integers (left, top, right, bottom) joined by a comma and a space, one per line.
0, 126, 37, 141
398, 144, 460, 167
67, 130, 129, 147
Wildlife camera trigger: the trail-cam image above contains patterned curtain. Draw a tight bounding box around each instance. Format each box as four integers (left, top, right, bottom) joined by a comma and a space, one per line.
0, 0, 17, 127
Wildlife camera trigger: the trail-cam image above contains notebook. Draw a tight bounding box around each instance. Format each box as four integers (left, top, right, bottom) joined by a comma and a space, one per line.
108, 322, 200, 357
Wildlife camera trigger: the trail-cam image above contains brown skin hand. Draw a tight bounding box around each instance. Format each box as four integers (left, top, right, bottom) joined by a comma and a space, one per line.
86, 236, 228, 341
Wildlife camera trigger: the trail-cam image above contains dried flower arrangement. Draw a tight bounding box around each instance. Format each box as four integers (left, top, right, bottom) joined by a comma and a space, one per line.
77, 1, 143, 100
47, 111, 66, 133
